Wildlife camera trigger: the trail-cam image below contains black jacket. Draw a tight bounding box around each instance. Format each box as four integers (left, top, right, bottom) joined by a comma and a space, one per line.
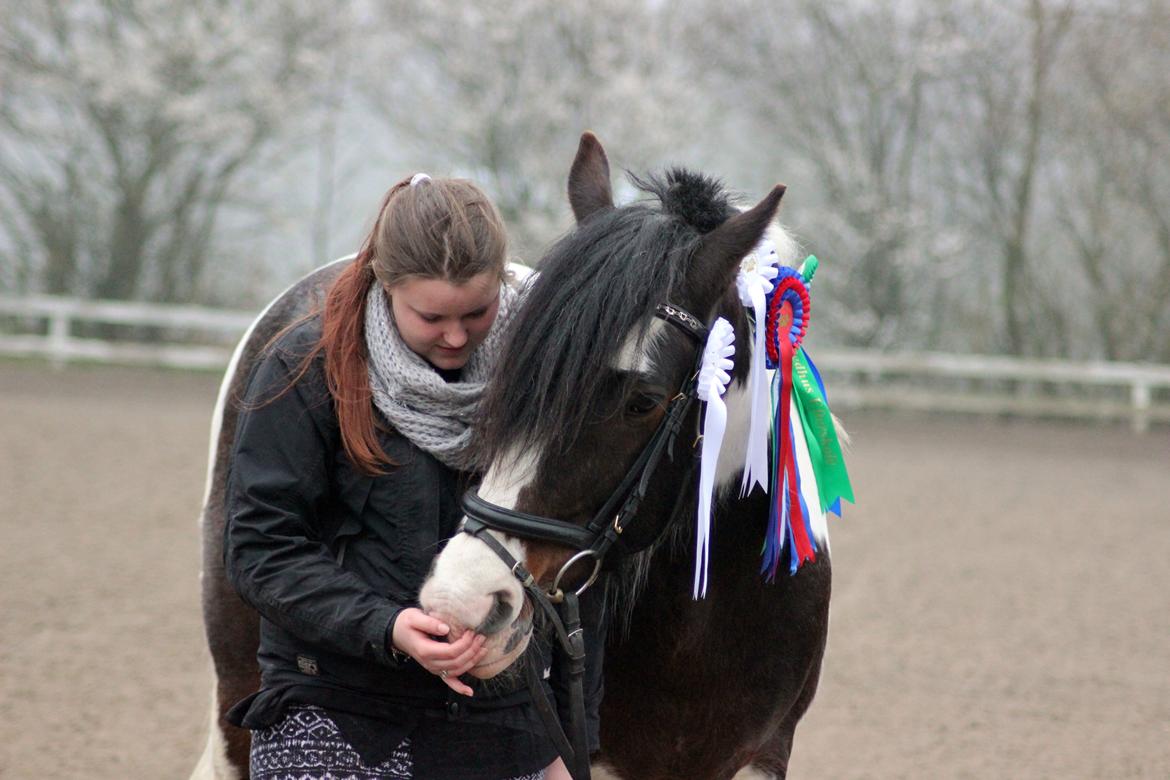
223, 316, 604, 777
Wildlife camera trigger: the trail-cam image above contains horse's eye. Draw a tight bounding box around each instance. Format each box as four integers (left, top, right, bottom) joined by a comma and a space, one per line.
626, 393, 661, 416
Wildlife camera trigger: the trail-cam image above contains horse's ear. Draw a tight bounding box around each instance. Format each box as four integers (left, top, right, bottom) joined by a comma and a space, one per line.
568, 131, 614, 223
689, 184, 786, 308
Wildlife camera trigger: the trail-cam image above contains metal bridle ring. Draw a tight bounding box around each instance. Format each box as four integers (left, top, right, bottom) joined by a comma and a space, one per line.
550, 549, 603, 598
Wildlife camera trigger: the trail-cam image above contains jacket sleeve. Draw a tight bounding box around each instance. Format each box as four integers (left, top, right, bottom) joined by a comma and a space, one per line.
550, 579, 608, 754
223, 347, 405, 667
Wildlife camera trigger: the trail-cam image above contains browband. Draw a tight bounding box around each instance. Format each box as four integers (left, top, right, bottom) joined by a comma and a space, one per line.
655, 303, 707, 343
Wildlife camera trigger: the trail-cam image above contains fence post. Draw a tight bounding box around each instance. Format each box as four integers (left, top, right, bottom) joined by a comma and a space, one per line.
48, 307, 70, 370
1132, 381, 1151, 434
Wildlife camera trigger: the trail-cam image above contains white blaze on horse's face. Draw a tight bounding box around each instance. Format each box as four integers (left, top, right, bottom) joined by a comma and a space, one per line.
418, 449, 540, 679
615, 318, 665, 373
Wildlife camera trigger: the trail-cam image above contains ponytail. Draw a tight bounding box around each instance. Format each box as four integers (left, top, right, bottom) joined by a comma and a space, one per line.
321, 243, 391, 475
320, 180, 411, 475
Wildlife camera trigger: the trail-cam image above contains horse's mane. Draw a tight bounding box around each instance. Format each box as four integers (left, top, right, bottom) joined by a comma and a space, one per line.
475, 168, 737, 467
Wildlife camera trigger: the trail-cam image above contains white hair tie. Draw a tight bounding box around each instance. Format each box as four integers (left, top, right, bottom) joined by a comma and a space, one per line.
410, 173, 432, 187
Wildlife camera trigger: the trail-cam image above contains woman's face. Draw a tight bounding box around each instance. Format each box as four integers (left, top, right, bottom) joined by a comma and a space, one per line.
387, 271, 500, 370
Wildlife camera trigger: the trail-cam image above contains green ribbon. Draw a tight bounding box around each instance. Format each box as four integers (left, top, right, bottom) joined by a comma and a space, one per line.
791, 349, 854, 514
799, 254, 819, 285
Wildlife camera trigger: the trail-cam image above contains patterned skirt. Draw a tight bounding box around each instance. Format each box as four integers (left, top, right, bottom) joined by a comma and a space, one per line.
250, 706, 547, 780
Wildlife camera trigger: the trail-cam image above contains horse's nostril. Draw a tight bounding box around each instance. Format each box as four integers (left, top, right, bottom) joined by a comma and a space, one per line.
477, 590, 513, 636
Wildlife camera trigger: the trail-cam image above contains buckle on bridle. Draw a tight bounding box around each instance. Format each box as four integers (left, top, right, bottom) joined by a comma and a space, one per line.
511, 560, 535, 588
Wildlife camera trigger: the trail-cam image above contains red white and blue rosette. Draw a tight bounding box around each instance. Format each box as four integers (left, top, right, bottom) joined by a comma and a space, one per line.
764, 268, 810, 367
761, 265, 817, 578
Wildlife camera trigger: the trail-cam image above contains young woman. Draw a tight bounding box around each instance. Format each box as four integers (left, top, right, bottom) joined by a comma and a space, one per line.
223, 175, 601, 780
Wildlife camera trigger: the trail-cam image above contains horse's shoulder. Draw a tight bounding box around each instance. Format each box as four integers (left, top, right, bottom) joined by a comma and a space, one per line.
244, 256, 352, 366
233, 314, 326, 409
268, 313, 324, 359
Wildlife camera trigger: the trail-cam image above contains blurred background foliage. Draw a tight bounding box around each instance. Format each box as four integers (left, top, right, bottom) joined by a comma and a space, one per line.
1, 0, 1167, 361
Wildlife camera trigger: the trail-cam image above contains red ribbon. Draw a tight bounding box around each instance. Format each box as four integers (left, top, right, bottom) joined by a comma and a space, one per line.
772, 305, 815, 566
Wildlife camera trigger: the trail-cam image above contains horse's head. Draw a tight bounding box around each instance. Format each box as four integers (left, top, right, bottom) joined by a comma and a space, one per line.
419, 133, 786, 678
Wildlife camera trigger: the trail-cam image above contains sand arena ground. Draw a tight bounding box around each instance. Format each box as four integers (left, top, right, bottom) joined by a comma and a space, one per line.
1, 362, 1167, 779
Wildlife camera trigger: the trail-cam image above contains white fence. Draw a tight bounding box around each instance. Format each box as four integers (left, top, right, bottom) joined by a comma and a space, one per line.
3, 294, 1169, 431
815, 348, 1170, 433
0, 294, 255, 370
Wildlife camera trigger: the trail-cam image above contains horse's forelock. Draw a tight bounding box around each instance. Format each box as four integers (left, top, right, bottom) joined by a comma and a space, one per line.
628, 168, 737, 234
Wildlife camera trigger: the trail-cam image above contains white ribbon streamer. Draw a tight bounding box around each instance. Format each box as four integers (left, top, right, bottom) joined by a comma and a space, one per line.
735, 239, 779, 497
694, 317, 735, 599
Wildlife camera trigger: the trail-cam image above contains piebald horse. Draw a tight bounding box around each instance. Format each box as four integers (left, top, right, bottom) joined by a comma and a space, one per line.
193, 134, 832, 780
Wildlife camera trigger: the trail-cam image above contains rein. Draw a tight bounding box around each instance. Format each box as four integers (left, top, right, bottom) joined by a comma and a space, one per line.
460, 302, 709, 780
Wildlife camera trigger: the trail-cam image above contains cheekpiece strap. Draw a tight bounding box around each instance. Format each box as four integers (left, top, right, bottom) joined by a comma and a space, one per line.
655, 303, 707, 343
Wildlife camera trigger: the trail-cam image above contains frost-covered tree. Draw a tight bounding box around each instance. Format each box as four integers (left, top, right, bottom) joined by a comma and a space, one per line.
358, 0, 699, 257
1049, 1, 1170, 361
930, 0, 1076, 357
2, 0, 1165, 367
0, 0, 344, 301
679, 0, 962, 350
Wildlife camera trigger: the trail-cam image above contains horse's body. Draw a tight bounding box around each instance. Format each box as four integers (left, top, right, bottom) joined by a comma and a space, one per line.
194, 136, 833, 780
193, 259, 350, 779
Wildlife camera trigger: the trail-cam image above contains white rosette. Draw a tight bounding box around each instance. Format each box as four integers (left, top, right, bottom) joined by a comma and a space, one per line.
735, 238, 780, 497
693, 317, 736, 599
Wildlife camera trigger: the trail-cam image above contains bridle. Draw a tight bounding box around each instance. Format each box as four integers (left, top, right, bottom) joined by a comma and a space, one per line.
458, 301, 709, 780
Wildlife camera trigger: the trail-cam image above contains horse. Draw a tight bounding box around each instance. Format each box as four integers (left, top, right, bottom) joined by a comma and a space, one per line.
417, 133, 833, 780
192, 133, 833, 780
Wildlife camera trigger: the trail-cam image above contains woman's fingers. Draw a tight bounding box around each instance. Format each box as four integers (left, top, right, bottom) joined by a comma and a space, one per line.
413, 628, 480, 666
391, 609, 493, 698
436, 638, 489, 696
391, 609, 493, 692
440, 671, 475, 697
391, 608, 452, 661
444, 634, 486, 671
447, 642, 490, 677
427, 629, 476, 662
404, 609, 450, 638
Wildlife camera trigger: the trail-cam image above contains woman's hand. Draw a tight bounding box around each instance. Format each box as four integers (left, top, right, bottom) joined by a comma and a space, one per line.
391, 607, 487, 697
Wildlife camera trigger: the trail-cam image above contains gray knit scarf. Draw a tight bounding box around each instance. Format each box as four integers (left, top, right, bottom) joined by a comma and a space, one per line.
364, 280, 518, 470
